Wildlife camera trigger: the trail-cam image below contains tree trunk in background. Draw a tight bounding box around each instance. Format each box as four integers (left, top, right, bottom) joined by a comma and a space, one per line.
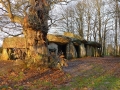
115, 0, 118, 56
115, 16, 118, 56
86, 8, 91, 41
23, 0, 49, 66
118, 2, 120, 56
76, 2, 84, 38
96, 0, 102, 56
103, 27, 106, 56
93, 16, 97, 42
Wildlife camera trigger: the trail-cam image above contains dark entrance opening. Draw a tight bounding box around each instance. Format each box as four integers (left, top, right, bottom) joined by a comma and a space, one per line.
84, 44, 87, 56
74, 45, 80, 58
58, 44, 67, 58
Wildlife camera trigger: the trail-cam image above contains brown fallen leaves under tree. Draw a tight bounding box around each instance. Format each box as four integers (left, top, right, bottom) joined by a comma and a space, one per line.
0, 57, 120, 89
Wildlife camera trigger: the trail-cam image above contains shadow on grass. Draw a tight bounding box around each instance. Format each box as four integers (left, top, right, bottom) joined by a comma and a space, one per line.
56, 63, 120, 90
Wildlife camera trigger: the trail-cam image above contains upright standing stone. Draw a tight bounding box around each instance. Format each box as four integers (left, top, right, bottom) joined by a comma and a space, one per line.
66, 42, 77, 59
80, 43, 86, 57
1, 49, 9, 60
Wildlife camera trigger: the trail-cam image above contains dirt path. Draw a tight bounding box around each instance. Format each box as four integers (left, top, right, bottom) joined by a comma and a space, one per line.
63, 56, 120, 77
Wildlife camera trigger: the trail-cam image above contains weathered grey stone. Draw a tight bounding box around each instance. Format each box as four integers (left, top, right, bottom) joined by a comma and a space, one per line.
80, 43, 86, 57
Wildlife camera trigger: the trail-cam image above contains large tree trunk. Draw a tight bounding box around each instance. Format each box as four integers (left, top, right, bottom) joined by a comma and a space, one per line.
23, 0, 49, 67
24, 27, 48, 64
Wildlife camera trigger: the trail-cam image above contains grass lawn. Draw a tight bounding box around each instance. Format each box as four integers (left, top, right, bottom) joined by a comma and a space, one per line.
52, 64, 120, 90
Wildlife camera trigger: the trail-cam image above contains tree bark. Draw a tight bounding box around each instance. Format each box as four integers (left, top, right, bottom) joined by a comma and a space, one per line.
23, 0, 49, 66
115, 0, 118, 56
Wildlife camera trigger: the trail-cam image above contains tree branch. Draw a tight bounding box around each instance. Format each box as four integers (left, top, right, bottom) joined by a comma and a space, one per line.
0, 27, 23, 37
0, 0, 8, 11
6, 0, 13, 18
0, 7, 8, 12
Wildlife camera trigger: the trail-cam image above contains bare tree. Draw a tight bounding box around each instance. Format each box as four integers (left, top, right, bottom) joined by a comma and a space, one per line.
0, 0, 76, 67
74, 0, 86, 38
57, 6, 76, 33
